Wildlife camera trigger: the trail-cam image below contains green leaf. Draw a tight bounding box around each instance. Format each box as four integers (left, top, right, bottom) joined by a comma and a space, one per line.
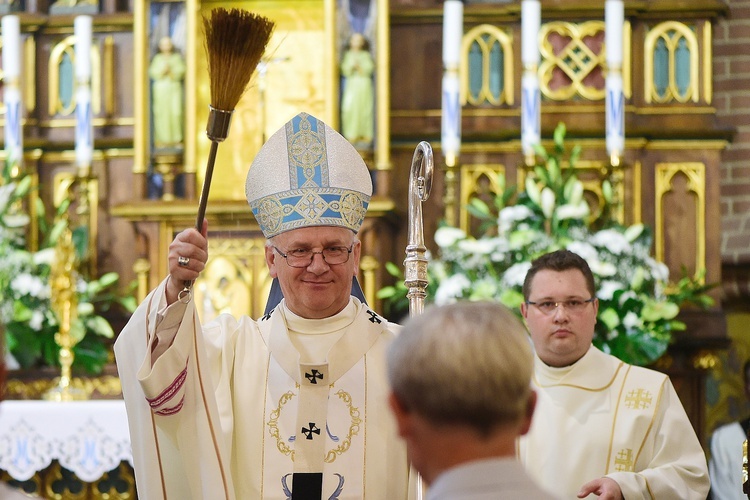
553, 122, 566, 150
85, 315, 115, 338
569, 144, 582, 167
47, 219, 68, 246
72, 225, 89, 260
385, 261, 403, 278
467, 199, 493, 221
532, 143, 548, 161
97, 272, 119, 288
14, 175, 33, 197
119, 296, 138, 313
376, 287, 398, 299
534, 166, 550, 186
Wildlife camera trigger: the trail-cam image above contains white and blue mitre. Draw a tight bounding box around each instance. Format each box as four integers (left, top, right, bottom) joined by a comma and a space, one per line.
246, 112, 372, 238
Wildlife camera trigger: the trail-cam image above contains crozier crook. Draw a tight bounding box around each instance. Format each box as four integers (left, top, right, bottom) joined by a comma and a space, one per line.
404, 141, 434, 318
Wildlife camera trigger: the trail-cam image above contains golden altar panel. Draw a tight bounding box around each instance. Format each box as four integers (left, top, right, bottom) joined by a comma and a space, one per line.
195, 0, 329, 202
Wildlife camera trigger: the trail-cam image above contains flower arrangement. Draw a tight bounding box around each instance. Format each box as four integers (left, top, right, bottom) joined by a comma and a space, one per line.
0, 167, 136, 374
379, 123, 712, 366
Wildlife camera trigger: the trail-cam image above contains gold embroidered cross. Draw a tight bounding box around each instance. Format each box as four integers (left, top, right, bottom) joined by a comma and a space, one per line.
615, 449, 634, 471
625, 388, 652, 409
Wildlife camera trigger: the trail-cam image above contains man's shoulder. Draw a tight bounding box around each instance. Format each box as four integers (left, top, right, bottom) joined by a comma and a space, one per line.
625, 362, 668, 382
593, 347, 667, 381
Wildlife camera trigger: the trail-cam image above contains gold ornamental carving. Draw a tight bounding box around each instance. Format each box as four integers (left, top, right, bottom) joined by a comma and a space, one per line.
539, 21, 605, 102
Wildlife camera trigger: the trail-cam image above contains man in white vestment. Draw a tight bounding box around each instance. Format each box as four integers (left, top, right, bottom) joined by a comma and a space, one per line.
115, 112, 415, 499
709, 359, 750, 500
518, 249, 710, 500
387, 301, 558, 500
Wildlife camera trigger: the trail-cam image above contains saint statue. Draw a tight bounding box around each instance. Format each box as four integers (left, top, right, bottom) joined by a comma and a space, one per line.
149, 36, 186, 149
340, 32, 374, 146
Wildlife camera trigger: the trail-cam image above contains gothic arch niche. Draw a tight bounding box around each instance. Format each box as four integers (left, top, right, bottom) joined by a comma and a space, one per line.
655, 162, 705, 280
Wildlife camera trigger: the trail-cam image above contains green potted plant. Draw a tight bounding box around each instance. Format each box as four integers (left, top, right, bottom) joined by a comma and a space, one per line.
380, 123, 713, 366
0, 166, 136, 376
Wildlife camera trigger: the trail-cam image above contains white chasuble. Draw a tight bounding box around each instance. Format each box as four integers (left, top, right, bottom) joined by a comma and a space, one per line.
518, 346, 709, 500
115, 280, 413, 500
258, 302, 385, 498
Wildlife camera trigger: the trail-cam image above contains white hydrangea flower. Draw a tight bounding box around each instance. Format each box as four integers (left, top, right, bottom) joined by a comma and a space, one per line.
434, 273, 471, 305
598, 280, 623, 300
502, 261, 532, 288
434, 226, 467, 248
623, 311, 641, 330
29, 310, 45, 330
11, 273, 49, 299
591, 229, 631, 255
647, 257, 670, 282
618, 290, 637, 305
589, 259, 617, 277
566, 241, 598, 263
457, 237, 497, 256
498, 205, 535, 234
0, 183, 16, 211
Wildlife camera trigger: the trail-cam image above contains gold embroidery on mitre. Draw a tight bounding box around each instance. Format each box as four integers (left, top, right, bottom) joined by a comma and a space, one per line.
255, 198, 285, 235
295, 191, 328, 221
624, 388, 652, 409
614, 448, 635, 471
339, 192, 367, 228
266, 386, 362, 463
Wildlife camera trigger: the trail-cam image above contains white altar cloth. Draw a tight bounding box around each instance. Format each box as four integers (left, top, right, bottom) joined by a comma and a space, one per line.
0, 400, 132, 482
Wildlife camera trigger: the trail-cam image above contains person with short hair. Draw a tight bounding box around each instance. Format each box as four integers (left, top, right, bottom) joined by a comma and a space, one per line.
387, 301, 556, 499
709, 360, 750, 500
518, 249, 710, 499
115, 112, 415, 499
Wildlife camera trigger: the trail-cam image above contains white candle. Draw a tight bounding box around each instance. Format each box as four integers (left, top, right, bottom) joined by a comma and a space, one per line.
606, 73, 625, 162
74, 16, 93, 169
521, 72, 540, 158
74, 16, 92, 82
75, 85, 93, 169
2, 15, 21, 80
441, 72, 461, 164
4, 87, 22, 168
2, 15, 23, 168
442, 0, 463, 68
521, 0, 541, 66
605, 0, 624, 68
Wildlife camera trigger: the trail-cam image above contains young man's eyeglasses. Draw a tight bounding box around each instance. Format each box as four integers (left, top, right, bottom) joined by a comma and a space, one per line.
273, 245, 354, 268
525, 298, 596, 315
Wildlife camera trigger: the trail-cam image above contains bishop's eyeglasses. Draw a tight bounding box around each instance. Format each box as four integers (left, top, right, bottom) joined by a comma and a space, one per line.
273, 245, 354, 268
525, 298, 596, 315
